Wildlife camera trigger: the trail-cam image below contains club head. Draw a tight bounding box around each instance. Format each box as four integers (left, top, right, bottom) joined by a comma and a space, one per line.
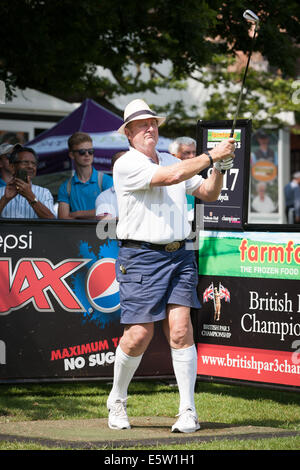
243, 10, 259, 24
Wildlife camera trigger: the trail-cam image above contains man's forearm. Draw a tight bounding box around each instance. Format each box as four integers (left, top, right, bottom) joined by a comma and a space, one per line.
194, 167, 223, 202
70, 209, 96, 219
31, 201, 55, 219
0, 195, 10, 215
151, 153, 212, 187
151, 139, 235, 187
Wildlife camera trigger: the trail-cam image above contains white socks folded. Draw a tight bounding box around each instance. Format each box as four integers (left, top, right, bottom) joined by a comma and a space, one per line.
171, 344, 198, 413
108, 345, 143, 403
109, 343, 198, 414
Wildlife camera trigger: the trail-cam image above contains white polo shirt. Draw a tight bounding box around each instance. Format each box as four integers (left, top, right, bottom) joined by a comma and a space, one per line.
114, 147, 203, 243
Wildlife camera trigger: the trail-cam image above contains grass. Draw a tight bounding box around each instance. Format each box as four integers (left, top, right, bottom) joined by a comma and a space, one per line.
0, 380, 299, 450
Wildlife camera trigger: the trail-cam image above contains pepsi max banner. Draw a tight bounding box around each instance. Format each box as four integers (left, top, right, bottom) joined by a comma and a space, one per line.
194, 230, 300, 390
196, 119, 251, 230
0, 221, 172, 383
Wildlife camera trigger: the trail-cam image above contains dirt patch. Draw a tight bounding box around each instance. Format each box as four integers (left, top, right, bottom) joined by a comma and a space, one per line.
0, 417, 299, 449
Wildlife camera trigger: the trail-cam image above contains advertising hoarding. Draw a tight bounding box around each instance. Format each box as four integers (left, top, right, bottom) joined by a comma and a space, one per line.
194, 230, 300, 390
1, 222, 299, 390
0, 221, 173, 383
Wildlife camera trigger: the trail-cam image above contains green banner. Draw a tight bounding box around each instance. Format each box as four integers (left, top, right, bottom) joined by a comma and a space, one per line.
207, 129, 241, 142
198, 231, 300, 280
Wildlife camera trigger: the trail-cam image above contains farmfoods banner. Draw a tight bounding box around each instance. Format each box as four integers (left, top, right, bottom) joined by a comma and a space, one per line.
0, 221, 172, 383
195, 230, 300, 390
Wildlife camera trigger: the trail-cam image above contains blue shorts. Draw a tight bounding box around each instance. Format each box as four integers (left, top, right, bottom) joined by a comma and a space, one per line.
115, 243, 201, 324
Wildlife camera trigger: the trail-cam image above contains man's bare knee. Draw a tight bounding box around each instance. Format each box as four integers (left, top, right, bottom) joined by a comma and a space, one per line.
120, 323, 154, 356
170, 324, 190, 348
164, 304, 194, 349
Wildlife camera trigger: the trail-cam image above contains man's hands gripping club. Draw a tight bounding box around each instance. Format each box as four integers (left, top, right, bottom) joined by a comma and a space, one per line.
209, 138, 235, 173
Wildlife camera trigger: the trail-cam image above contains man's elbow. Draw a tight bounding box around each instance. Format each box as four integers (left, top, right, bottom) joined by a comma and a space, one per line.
205, 194, 219, 202
164, 171, 183, 186
196, 191, 220, 202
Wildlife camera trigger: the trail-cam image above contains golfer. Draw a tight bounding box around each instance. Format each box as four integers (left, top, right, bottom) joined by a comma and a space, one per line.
107, 99, 235, 433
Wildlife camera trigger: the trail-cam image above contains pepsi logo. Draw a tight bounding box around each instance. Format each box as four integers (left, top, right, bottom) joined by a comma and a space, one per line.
85, 258, 120, 313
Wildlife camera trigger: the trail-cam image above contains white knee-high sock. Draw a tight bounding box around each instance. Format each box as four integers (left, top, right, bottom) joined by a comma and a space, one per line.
171, 344, 197, 413
108, 345, 143, 403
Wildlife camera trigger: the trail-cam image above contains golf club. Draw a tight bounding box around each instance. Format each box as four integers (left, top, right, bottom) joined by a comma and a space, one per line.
221, 9, 260, 173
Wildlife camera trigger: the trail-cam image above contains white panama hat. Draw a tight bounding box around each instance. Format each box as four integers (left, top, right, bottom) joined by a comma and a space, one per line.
117, 99, 166, 134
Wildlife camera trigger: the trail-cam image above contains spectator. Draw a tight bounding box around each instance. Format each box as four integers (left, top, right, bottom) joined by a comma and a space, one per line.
168, 137, 196, 160
284, 172, 300, 223
95, 151, 125, 220
0, 143, 14, 186
0, 144, 55, 219
58, 132, 113, 219
169, 137, 197, 221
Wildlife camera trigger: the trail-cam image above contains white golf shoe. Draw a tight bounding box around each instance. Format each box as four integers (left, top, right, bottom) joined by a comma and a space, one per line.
107, 398, 131, 430
171, 407, 200, 433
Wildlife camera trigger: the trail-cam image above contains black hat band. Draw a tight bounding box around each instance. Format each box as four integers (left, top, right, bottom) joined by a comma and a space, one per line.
124, 109, 156, 124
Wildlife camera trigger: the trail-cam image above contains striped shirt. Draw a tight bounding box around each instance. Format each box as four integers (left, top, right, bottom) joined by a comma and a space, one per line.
0, 184, 56, 218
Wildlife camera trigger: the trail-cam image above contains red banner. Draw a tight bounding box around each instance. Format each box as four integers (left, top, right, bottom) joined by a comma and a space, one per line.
197, 343, 300, 387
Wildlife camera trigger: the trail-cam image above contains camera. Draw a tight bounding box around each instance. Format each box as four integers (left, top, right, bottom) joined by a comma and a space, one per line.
15, 168, 28, 182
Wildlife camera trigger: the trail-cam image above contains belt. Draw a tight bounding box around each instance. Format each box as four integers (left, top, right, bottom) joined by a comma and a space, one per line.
120, 239, 186, 252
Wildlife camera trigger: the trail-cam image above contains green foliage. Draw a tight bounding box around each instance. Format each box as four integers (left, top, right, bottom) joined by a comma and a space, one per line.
0, 1, 299, 132
194, 55, 300, 131
149, 54, 300, 137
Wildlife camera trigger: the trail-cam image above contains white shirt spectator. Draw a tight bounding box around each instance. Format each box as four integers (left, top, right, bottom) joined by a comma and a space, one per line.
95, 186, 118, 219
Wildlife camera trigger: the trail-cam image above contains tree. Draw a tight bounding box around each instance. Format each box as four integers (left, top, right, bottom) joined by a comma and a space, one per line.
0, 0, 299, 129
156, 55, 300, 137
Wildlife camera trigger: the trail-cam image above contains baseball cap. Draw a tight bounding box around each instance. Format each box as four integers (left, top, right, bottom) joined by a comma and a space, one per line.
0, 143, 15, 156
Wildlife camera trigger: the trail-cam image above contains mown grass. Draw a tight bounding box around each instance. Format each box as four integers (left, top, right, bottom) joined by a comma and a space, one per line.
0, 380, 299, 450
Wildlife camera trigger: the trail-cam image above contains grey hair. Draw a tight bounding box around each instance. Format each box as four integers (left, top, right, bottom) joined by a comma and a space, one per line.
168, 136, 196, 155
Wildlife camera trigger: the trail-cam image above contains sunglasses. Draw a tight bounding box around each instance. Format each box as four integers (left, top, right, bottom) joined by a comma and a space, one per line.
72, 148, 94, 156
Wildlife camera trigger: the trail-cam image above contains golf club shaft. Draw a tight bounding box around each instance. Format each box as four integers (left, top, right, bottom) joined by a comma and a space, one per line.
230, 26, 258, 137
221, 23, 258, 173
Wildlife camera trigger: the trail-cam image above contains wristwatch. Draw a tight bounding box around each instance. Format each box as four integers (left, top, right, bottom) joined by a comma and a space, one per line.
204, 151, 213, 167
30, 197, 38, 206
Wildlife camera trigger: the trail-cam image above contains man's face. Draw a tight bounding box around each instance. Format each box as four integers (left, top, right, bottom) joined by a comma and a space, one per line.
177, 144, 196, 160
258, 137, 269, 149
13, 151, 37, 179
258, 184, 266, 200
125, 118, 159, 153
70, 141, 94, 167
